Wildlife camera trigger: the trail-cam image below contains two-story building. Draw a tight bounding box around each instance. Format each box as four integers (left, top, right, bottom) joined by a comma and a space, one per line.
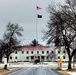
6, 46, 69, 62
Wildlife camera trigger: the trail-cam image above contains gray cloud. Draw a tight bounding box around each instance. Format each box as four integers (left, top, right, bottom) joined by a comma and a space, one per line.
0, 0, 65, 45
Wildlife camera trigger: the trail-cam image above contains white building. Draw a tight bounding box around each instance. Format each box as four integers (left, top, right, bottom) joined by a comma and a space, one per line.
8, 46, 68, 62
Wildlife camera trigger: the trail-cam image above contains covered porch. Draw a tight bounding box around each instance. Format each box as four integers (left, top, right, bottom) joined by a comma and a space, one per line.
28, 54, 47, 62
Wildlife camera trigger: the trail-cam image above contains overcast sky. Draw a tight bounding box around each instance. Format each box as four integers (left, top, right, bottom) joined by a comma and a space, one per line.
0, 0, 65, 45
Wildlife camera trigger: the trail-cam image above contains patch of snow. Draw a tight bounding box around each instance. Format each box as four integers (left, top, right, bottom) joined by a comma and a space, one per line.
67, 72, 76, 75
61, 67, 67, 70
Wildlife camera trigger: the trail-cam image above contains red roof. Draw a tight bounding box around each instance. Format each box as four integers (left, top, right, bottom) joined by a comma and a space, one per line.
19, 46, 56, 50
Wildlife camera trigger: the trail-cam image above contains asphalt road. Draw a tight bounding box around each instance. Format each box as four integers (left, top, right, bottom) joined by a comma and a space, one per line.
6, 67, 63, 75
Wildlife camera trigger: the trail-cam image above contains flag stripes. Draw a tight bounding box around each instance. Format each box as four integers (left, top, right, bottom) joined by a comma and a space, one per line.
37, 6, 42, 10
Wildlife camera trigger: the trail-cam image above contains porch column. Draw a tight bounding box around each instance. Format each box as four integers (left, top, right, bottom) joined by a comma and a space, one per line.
45, 56, 47, 61
40, 56, 41, 62
34, 56, 35, 61
29, 56, 31, 62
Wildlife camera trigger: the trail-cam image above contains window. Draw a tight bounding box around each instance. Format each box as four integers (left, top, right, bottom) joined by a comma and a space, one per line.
47, 51, 49, 54
42, 51, 44, 54
31, 51, 33, 54
58, 51, 60, 54
22, 51, 24, 54
51, 51, 53, 53
15, 57, 17, 59
15, 51, 17, 54
41, 56, 44, 59
26, 51, 29, 54
37, 51, 39, 54
63, 50, 65, 53
58, 56, 60, 59
63, 56, 65, 59
31, 56, 34, 59
27, 57, 29, 59
10, 57, 12, 59
47, 57, 48, 59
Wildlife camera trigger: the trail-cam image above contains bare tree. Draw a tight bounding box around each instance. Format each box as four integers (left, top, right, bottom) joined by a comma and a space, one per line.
43, 0, 76, 69
0, 23, 23, 63
0, 40, 6, 62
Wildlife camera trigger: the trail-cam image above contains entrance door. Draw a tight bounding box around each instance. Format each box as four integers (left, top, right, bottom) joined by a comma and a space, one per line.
41, 56, 44, 62
34, 56, 40, 64
38, 56, 40, 62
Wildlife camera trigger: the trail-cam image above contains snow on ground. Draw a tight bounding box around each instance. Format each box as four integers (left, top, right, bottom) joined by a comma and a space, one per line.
8, 62, 50, 68
61, 63, 76, 75
67, 72, 76, 75
62, 67, 76, 75
0, 62, 76, 75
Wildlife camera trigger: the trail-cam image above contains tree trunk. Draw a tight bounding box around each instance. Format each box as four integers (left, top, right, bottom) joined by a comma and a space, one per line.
0, 51, 2, 62
4, 64, 8, 70
4, 55, 9, 70
68, 57, 72, 69
0, 57, 2, 62
7, 55, 9, 63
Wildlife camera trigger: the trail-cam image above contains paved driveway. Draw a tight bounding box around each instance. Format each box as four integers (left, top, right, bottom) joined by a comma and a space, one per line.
6, 67, 62, 75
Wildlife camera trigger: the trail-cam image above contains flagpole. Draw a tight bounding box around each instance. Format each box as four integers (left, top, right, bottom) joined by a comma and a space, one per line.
36, 5, 37, 50
36, 6, 42, 50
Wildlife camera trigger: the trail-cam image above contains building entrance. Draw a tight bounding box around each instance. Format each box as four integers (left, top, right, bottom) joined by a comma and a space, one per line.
34, 56, 40, 64
38, 56, 40, 61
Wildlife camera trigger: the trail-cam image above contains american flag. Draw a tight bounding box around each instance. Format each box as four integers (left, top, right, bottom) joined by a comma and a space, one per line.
37, 6, 42, 10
